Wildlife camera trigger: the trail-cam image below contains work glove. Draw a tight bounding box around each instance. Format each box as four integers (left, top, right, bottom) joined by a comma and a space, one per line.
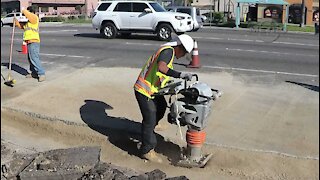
180, 72, 193, 81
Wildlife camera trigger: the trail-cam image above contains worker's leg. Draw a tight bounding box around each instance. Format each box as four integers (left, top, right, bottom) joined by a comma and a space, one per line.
135, 91, 158, 154
27, 50, 36, 75
27, 42, 45, 76
155, 95, 167, 124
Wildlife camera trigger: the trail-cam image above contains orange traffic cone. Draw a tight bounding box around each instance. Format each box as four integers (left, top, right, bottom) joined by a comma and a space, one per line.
187, 41, 201, 68
21, 41, 27, 54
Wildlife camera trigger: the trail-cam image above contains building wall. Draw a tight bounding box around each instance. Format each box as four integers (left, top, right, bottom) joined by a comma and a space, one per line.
2, 0, 99, 17
282, 0, 316, 25
192, 0, 318, 25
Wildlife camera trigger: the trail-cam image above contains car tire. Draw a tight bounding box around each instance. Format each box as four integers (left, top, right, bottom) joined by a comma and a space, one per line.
157, 23, 174, 41
1, 21, 3, 27
100, 22, 118, 39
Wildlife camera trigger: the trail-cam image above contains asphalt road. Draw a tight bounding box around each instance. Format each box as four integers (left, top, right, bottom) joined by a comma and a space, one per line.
1, 24, 319, 83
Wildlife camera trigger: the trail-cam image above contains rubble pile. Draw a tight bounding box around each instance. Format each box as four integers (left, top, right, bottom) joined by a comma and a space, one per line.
1, 146, 189, 180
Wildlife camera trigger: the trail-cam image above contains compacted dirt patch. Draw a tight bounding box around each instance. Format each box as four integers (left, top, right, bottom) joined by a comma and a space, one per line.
1, 109, 319, 180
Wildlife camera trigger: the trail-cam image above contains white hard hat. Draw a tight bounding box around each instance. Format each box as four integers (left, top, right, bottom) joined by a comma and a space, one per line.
161, 34, 194, 53
177, 34, 194, 53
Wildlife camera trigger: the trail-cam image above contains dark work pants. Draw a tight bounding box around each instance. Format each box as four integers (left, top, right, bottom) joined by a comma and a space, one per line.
135, 90, 167, 154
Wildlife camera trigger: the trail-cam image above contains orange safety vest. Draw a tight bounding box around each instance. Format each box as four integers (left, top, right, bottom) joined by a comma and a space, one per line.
134, 46, 175, 99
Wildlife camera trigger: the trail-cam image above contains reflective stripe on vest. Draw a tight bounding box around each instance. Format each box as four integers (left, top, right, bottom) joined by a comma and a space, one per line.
134, 46, 174, 98
23, 21, 40, 41
24, 27, 39, 32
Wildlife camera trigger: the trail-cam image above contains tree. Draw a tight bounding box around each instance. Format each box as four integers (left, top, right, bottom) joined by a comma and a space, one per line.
75, 5, 82, 14
30, 5, 39, 13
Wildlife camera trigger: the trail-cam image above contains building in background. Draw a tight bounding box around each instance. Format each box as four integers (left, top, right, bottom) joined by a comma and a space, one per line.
1, 0, 99, 18
191, 0, 319, 25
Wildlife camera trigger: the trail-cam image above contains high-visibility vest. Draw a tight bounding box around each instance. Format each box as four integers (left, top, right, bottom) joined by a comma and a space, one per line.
23, 19, 40, 42
134, 46, 174, 99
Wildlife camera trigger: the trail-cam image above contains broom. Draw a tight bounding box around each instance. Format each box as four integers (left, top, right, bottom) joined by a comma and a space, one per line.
4, 14, 17, 87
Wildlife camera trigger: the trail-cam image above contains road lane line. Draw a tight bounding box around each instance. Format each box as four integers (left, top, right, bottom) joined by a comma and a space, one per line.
273, 41, 319, 47
40, 53, 90, 58
41, 30, 78, 33
125, 42, 158, 46
203, 65, 319, 77
226, 48, 318, 57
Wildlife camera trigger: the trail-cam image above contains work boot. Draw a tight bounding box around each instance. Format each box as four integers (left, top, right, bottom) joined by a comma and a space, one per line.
25, 73, 38, 78
38, 75, 46, 82
141, 149, 163, 163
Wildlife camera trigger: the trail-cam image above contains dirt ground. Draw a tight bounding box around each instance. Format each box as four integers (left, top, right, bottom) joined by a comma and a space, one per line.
1, 108, 318, 180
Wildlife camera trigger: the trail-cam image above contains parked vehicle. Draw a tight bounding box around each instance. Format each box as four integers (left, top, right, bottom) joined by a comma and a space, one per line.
1, 12, 28, 27
92, 1, 193, 41
165, 6, 203, 31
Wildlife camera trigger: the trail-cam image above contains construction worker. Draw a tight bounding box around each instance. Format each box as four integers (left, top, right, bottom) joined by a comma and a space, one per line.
134, 34, 194, 163
15, 6, 45, 82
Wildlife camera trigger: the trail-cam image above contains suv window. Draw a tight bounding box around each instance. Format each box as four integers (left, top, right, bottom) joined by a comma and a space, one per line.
98, 3, 112, 11
177, 8, 191, 15
6, 14, 14, 17
149, 3, 166, 12
196, 8, 200, 16
132, 3, 149, 12
114, 3, 132, 12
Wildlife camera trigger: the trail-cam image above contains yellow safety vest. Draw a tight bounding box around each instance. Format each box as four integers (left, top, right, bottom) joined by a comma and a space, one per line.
23, 20, 40, 42
134, 46, 175, 99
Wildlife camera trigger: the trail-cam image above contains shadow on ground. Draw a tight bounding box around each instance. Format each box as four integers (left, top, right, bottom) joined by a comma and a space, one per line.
74, 33, 162, 41
286, 80, 319, 92
1, 63, 29, 76
79, 100, 181, 164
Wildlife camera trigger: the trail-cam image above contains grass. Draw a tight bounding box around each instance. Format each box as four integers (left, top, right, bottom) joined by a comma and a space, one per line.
286, 25, 315, 32
63, 18, 92, 24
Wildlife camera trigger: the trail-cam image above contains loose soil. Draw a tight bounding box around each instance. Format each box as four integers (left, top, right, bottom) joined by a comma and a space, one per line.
1, 109, 318, 180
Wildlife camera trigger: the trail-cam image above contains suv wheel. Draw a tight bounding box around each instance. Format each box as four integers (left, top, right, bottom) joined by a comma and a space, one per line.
1, 21, 3, 27
157, 24, 173, 41
100, 22, 117, 39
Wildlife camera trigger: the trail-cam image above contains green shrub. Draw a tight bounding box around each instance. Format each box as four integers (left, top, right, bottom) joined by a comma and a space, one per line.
41, 16, 65, 22
68, 16, 77, 20
213, 12, 224, 24
78, 15, 86, 19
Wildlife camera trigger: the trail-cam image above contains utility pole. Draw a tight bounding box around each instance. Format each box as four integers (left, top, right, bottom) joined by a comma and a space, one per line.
300, 0, 305, 27
227, 0, 231, 20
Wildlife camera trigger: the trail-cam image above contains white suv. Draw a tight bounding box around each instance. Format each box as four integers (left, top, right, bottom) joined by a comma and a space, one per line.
92, 1, 193, 41
1, 13, 28, 27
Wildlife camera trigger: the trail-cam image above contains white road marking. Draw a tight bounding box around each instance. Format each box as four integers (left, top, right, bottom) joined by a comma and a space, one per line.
193, 36, 318, 46
203, 65, 319, 78
226, 48, 318, 57
273, 41, 319, 47
41, 30, 78, 33
40, 53, 90, 59
125, 42, 158, 46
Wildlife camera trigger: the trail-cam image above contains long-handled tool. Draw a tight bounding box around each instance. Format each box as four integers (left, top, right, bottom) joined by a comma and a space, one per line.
4, 14, 17, 87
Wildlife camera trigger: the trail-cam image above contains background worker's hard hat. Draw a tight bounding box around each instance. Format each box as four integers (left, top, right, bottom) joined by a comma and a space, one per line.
178, 34, 194, 53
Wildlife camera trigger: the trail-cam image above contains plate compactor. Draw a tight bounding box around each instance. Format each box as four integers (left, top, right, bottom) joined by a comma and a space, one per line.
155, 74, 221, 168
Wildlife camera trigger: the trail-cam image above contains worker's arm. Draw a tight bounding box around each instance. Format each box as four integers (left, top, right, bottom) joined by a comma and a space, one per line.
22, 9, 38, 24
14, 18, 23, 29
158, 49, 181, 78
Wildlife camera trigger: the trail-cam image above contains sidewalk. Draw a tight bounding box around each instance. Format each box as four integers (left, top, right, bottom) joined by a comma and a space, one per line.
1, 67, 319, 160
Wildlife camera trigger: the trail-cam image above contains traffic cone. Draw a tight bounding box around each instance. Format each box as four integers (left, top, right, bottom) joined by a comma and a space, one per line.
21, 41, 27, 54
187, 41, 201, 68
